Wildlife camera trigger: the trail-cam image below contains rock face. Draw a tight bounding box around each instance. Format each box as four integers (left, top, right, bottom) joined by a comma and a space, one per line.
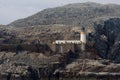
94, 18, 120, 63
111, 34, 120, 63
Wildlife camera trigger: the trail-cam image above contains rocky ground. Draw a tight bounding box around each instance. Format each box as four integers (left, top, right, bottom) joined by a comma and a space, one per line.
0, 25, 81, 44
0, 18, 120, 80
0, 51, 120, 80
65, 59, 120, 73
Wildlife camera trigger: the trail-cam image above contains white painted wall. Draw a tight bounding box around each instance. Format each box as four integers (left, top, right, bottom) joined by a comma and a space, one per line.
54, 40, 82, 44
80, 33, 86, 44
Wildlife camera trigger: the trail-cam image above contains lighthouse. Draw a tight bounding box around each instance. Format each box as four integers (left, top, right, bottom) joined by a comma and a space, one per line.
80, 27, 86, 51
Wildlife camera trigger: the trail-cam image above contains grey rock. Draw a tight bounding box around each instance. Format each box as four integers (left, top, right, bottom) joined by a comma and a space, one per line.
111, 34, 120, 63
94, 18, 120, 62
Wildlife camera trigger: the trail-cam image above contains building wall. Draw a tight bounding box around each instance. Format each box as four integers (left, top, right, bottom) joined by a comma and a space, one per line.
51, 43, 82, 53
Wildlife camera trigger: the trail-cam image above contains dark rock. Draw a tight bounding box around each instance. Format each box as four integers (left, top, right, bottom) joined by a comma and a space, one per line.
27, 67, 39, 80
94, 18, 120, 62
111, 34, 120, 63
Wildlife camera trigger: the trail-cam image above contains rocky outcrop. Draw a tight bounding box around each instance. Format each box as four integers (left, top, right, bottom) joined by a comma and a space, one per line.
111, 34, 120, 63
94, 18, 120, 63
0, 51, 62, 80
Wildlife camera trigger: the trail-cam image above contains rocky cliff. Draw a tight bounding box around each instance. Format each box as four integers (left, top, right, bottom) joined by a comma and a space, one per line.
94, 18, 120, 63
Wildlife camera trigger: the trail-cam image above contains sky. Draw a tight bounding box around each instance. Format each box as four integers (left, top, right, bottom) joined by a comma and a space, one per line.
0, 0, 120, 25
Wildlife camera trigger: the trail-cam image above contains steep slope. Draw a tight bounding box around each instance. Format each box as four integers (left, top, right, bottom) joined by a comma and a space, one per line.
8, 2, 120, 28
94, 18, 120, 63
